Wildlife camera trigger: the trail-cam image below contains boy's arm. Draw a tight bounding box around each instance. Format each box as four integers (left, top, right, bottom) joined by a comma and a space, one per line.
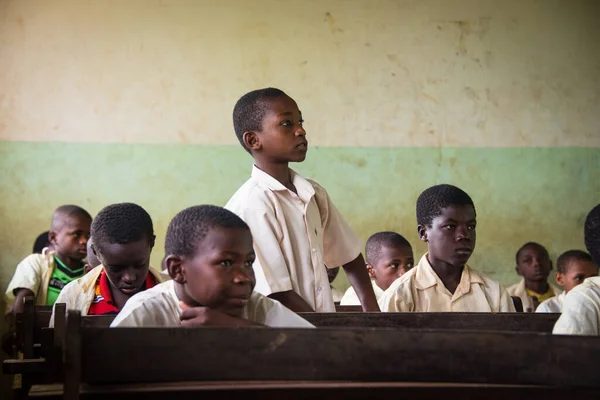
180, 305, 265, 327
343, 254, 380, 312
11, 288, 35, 315
268, 291, 314, 312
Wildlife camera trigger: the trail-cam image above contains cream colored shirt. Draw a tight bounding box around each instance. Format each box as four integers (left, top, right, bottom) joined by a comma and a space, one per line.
331, 287, 344, 303
536, 291, 565, 313
378, 254, 516, 312
507, 279, 562, 313
340, 280, 384, 306
110, 280, 315, 328
5, 251, 57, 314
49, 265, 165, 327
225, 166, 363, 312
553, 276, 600, 336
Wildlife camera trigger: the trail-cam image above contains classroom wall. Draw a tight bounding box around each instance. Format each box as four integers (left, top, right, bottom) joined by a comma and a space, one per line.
1, 0, 599, 317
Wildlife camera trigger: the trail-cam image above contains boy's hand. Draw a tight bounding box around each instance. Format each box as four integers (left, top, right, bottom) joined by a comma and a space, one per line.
179, 302, 259, 327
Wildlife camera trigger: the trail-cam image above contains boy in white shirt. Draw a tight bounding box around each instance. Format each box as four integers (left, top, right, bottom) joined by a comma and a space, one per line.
111, 205, 313, 328
378, 184, 515, 312
554, 205, 600, 335
341, 232, 414, 305
225, 88, 378, 313
537, 250, 598, 313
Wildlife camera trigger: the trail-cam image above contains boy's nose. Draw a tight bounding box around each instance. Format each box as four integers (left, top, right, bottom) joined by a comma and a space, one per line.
233, 268, 251, 284
296, 126, 306, 136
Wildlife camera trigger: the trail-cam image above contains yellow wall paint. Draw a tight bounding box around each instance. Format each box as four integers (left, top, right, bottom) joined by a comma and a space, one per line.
1, 0, 599, 147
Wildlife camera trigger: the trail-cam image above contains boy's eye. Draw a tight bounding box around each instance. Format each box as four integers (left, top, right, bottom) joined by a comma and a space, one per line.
220, 260, 233, 267
298, 119, 304, 126
244, 260, 254, 268
575, 275, 585, 281
468, 224, 476, 230
443, 225, 455, 230
280, 120, 291, 127
389, 263, 399, 269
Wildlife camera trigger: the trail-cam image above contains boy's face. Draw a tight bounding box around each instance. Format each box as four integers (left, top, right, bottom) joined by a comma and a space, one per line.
246, 95, 308, 163
368, 244, 414, 291
49, 215, 91, 261
419, 204, 476, 268
516, 245, 552, 283
556, 260, 599, 293
95, 236, 154, 296
174, 226, 256, 318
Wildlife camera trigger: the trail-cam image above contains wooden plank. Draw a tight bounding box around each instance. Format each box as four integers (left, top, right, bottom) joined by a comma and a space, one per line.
77, 326, 600, 388
28, 381, 600, 400
64, 311, 82, 400
301, 312, 559, 332
80, 315, 115, 328
334, 305, 362, 312
3, 359, 47, 374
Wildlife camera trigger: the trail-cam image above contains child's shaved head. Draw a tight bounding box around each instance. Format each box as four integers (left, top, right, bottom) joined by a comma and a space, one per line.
51, 205, 92, 230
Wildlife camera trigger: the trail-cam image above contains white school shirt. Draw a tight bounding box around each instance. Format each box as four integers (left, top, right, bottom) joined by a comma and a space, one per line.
225, 165, 363, 312
507, 278, 562, 313
378, 254, 516, 312
535, 292, 565, 313
110, 280, 315, 328
340, 280, 384, 306
553, 276, 600, 336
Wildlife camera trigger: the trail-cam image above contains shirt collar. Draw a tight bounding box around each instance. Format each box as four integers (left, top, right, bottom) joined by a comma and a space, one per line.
251, 165, 315, 202
414, 253, 484, 294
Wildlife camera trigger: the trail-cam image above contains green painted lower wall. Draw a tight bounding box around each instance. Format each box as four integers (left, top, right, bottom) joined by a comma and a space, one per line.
1, 142, 598, 312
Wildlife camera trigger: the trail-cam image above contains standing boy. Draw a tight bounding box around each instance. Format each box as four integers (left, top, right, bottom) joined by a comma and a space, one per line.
225, 88, 378, 312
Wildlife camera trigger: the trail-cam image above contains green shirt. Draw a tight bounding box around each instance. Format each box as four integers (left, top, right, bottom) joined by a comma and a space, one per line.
45, 256, 84, 306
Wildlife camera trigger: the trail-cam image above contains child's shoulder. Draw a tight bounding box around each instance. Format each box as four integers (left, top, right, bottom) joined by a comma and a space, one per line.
18, 252, 53, 268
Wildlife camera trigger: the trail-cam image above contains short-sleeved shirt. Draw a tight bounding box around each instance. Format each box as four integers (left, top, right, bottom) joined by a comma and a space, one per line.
536, 292, 565, 313
340, 280, 384, 306
553, 276, 600, 335
110, 280, 315, 328
87, 270, 158, 315
46, 257, 85, 306
507, 279, 562, 313
5, 252, 56, 313
225, 165, 363, 312
378, 254, 516, 312
49, 265, 166, 327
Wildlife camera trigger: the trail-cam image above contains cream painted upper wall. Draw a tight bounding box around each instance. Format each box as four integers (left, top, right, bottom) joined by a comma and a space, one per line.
0, 0, 598, 147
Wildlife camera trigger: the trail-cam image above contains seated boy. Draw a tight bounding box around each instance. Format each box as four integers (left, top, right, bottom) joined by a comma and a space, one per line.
111, 205, 314, 328
507, 242, 561, 312
5, 205, 92, 315
50, 203, 163, 325
225, 88, 378, 313
32, 231, 53, 254
83, 237, 101, 274
537, 250, 598, 313
341, 231, 414, 305
378, 184, 515, 312
327, 267, 345, 303
554, 205, 600, 335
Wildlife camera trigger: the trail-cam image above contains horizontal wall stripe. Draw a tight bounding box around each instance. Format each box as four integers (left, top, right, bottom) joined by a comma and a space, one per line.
1, 142, 598, 299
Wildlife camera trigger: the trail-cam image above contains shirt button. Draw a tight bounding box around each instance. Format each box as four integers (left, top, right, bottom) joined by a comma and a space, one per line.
317, 286, 322, 292
312, 248, 317, 253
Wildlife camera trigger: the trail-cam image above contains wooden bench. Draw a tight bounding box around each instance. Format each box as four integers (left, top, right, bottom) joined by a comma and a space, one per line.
301, 312, 559, 332
27, 310, 600, 399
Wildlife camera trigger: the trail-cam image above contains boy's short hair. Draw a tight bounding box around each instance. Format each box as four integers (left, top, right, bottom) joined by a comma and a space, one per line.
232, 87, 288, 153
33, 231, 51, 253
515, 242, 549, 264
91, 203, 154, 247
366, 232, 411, 265
51, 205, 92, 230
416, 184, 475, 227
584, 204, 600, 264
556, 250, 594, 274
165, 205, 249, 257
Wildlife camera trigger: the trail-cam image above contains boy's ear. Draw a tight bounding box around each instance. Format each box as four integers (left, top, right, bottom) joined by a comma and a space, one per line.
554, 271, 564, 287
84, 264, 93, 275
149, 235, 156, 248
366, 264, 375, 279
417, 225, 428, 242
243, 131, 261, 152
48, 230, 58, 245
166, 255, 185, 283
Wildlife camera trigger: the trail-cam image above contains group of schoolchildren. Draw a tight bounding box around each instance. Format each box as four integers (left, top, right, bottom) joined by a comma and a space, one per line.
3, 88, 600, 338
